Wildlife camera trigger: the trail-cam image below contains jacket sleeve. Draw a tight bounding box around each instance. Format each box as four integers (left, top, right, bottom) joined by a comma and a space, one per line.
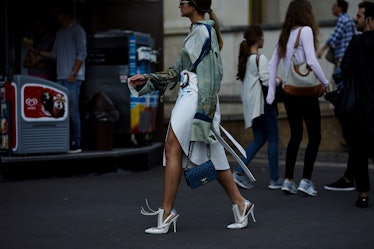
136, 57, 182, 96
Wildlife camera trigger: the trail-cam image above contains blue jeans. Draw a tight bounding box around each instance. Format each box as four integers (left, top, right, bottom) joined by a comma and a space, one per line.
57, 79, 82, 148
236, 104, 280, 181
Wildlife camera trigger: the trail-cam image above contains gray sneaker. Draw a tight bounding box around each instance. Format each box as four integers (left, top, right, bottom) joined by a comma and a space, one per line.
233, 171, 253, 189
268, 177, 284, 190
297, 179, 318, 196
281, 179, 298, 194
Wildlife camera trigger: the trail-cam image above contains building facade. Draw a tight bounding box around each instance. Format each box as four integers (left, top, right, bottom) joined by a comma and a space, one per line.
162, 0, 362, 151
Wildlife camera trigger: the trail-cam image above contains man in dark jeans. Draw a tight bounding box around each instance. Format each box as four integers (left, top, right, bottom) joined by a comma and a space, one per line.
324, 1, 374, 193
39, 2, 87, 153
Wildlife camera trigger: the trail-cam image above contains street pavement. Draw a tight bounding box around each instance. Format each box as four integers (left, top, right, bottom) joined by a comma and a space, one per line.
0, 151, 373, 249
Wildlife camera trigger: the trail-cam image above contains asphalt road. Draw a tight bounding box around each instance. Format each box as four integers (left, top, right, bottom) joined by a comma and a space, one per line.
0, 155, 373, 249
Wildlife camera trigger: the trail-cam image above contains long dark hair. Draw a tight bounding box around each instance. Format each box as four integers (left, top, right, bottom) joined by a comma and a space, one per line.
236, 25, 263, 81
277, 0, 319, 57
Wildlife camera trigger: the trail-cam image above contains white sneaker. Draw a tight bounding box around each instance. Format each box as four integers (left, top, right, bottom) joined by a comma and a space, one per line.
297, 179, 317, 196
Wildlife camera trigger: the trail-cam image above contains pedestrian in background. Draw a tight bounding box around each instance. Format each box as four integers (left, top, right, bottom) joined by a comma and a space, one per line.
317, 0, 356, 79
324, 1, 374, 193
129, 0, 255, 234
327, 1, 374, 208
39, 2, 87, 153
232, 24, 283, 190
266, 0, 330, 197
317, 0, 356, 149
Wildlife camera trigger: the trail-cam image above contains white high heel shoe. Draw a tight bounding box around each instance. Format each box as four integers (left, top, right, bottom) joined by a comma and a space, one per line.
227, 200, 256, 229
140, 200, 179, 234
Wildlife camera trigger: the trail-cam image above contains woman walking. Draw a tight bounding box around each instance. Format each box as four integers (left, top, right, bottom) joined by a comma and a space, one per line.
232, 25, 283, 190
129, 0, 255, 234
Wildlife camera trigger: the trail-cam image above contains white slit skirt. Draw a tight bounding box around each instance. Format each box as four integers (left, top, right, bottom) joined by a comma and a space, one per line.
163, 71, 230, 170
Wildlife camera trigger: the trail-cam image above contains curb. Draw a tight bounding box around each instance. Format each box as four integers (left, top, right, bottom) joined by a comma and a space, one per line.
228, 150, 374, 169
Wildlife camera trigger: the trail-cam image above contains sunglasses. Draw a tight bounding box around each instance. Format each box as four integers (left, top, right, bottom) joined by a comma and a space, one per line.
179, 1, 190, 7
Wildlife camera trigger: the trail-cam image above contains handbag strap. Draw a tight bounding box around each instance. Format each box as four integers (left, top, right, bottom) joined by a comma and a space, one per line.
256, 53, 267, 97
192, 24, 211, 71
185, 142, 211, 169
255, 53, 262, 85
170, 24, 211, 91
293, 27, 303, 49
188, 142, 211, 158
291, 27, 313, 76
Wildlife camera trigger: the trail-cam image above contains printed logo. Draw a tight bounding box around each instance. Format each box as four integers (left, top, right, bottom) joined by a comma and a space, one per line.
25, 98, 38, 107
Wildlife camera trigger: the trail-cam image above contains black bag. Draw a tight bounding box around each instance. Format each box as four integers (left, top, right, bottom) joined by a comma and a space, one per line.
183, 143, 217, 189
334, 72, 357, 116
325, 65, 344, 106
325, 47, 335, 64
325, 89, 340, 106
261, 84, 284, 103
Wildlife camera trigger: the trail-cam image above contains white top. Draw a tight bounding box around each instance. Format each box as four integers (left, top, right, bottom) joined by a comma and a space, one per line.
241, 53, 269, 129
267, 26, 329, 104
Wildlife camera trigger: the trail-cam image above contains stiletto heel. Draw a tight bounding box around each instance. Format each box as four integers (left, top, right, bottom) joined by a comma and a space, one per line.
227, 200, 256, 229
140, 199, 179, 234
248, 204, 256, 222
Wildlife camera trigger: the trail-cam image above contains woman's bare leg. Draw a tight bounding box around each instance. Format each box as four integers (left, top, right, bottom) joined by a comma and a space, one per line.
161, 125, 250, 216
217, 169, 249, 213
161, 126, 183, 218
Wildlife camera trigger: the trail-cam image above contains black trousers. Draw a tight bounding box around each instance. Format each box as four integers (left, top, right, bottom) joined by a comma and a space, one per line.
339, 112, 371, 192
283, 95, 321, 180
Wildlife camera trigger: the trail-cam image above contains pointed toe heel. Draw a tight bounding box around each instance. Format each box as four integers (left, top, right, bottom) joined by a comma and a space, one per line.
143, 209, 179, 234
227, 200, 255, 229
141, 200, 179, 234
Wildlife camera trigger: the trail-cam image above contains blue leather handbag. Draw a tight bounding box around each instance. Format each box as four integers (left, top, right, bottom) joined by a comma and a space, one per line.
184, 143, 217, 189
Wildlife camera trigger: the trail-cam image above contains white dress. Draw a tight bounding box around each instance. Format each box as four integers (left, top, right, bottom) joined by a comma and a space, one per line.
164, 71, 230, 170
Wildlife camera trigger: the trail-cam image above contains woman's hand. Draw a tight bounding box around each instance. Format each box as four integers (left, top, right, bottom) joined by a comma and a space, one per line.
68, 74, 76, 82
276, 76, 283, 86
324, 85, 330, 94
128, 74, 146, 87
